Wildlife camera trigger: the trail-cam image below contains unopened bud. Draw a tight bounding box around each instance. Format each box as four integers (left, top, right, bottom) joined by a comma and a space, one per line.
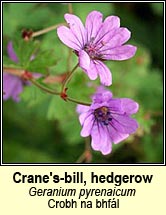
22, 29, 33, 41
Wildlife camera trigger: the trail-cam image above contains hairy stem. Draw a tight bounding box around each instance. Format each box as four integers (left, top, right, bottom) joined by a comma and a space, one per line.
68, 3, 73, 14
3, 67, 24, 76
67, 49, 73, 71
76, 137, 92, 163
30, 78, 60, 95
67, 97, 91, 106
32, 23, 66, 38
61, 63, 79, 93
3, 67, 91, 106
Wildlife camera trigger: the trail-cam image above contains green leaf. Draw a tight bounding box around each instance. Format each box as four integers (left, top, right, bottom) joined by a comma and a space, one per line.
20, 84, 48, 107
68, 71, 96, 102
47, 96, 74, 121
3, 55, 21, 69
12, 39, 40, 68
27, 49, 57, 74
5, 38, 57, 75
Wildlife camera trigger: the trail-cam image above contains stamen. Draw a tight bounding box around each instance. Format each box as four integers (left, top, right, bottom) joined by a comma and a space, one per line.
84, 39, 104, 60
94, 106, 112, 126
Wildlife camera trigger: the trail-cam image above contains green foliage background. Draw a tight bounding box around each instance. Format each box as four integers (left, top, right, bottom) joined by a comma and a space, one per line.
3, 3, 164, 163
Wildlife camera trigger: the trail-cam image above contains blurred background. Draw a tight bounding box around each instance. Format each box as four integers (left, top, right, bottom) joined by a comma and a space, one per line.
3, 2, 164, 163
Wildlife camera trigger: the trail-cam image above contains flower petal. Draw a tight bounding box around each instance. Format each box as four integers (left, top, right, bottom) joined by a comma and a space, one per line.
103, 16, 120, 31
12, 80, 24, 102
121, 98, 139, 114
103, 45, 137, 60
85, 11, 103, 41
80, 113, 94, 137
111, 114, 139, 134
92, 86, 113, 103
107, 124, 129, 144
79, 51, 99, 80
7, 42, 18, 63
94, 16, 120, 45
57, 26, 81, 50
100, 27, 131, 51
64, 13, 86, 47
91, 124, 112, 155
79, 112, 89, 125
3, 73, 23, 102
93, 60, 112, 86
79, 50, 91, 74
77, 104, 90, 115
32, 73, 42, 79
108, 98, 123, 113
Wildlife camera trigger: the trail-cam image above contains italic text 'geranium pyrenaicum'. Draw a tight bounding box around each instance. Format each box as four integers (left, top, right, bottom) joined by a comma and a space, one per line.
57, 10, 137, 86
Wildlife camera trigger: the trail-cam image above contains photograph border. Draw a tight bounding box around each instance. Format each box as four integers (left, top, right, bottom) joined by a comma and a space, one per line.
1, 0, 165, 166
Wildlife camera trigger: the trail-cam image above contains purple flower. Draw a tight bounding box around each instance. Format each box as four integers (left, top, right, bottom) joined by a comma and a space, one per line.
57, 11, 137, 86
77, 87, 139, 155
3, 73, 25, 102
3, 42, 24, 102
3, 42, 40, 102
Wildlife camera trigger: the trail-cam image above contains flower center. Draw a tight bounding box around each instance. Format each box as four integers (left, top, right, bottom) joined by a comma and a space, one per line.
94, 106, 112, 126
84, 38, 103, 60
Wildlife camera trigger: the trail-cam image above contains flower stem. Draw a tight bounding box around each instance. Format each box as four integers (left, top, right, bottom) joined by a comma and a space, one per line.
76, 137, 92, 163
30, 78, 60, 95
3, 67, 91, 106
61, 63, 79, 93
66, 3, 73, 71
68, 3, 73, 14
31, 79, 91, 105
67, 96, 91, 106
3, 67, 24, 76
32, 23, 66, 38
67, 49, 73, 71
